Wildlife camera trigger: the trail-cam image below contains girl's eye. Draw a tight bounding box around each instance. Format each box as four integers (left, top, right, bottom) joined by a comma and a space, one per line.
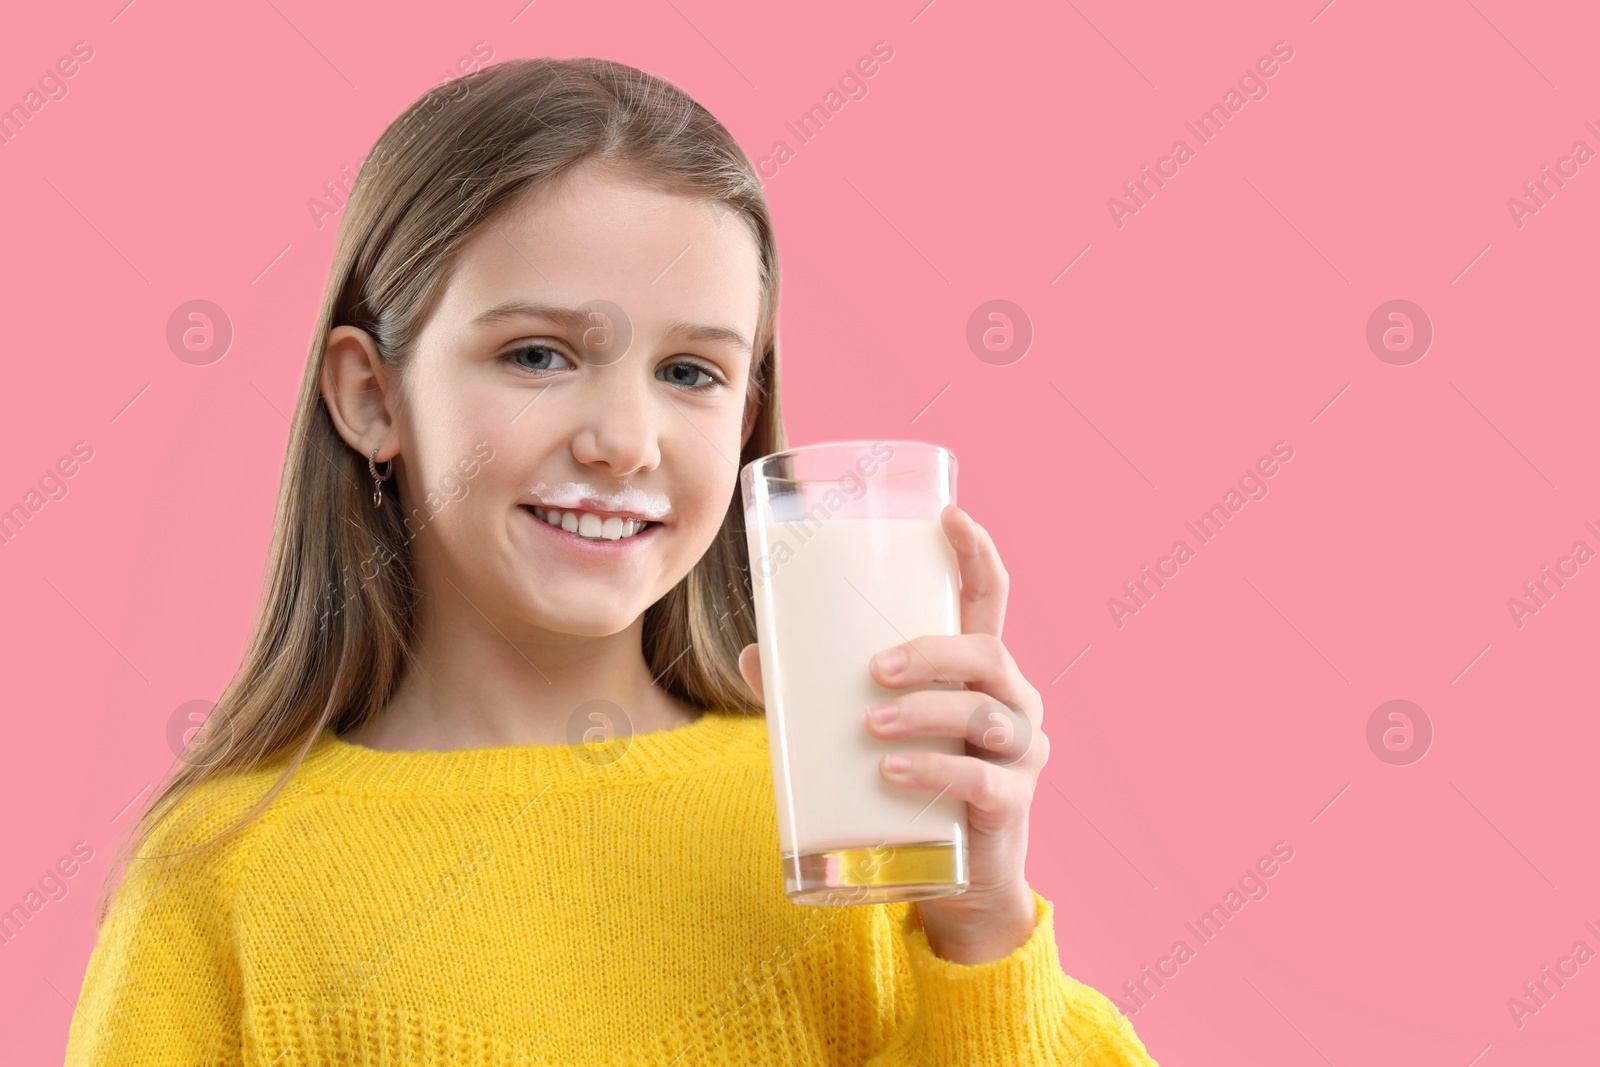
497, 344, 726, 393
498, 343, 574, 375
657, 360, 727, 392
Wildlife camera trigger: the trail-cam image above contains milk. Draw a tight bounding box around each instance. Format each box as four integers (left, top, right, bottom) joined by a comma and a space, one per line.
746, 512, 969, 901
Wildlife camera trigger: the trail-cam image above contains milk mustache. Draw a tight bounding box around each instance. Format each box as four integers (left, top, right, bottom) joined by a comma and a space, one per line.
747, 512, 969, 865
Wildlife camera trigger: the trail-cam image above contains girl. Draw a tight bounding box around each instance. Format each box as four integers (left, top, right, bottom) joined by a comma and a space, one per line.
66, 57, 1159, 1066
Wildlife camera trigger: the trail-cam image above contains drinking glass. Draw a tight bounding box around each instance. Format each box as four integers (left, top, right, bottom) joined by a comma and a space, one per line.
740, 440, 969, 906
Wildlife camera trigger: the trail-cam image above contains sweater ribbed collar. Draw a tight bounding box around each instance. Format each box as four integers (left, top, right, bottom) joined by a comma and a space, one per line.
296, 709, 766, 795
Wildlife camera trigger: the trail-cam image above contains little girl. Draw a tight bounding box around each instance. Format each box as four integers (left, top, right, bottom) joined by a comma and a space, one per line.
65, 57, 1159, 1066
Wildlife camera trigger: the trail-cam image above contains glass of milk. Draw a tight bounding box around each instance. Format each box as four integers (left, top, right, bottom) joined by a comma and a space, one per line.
740, 440, 969, 906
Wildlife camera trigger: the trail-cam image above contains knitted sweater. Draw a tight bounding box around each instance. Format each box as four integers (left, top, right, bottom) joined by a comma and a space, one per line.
65, 709, 1160, 1066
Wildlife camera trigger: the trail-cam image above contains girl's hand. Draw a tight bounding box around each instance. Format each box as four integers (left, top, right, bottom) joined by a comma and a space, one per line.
864, 503, 1047, 965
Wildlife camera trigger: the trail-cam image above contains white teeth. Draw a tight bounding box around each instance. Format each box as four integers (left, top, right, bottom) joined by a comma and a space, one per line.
530, 506, 649, 542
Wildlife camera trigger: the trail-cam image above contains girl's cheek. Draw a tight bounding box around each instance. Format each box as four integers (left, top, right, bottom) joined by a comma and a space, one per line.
418, 436, 505, 515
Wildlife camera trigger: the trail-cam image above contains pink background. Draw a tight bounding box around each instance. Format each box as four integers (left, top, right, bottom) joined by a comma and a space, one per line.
3, 1, 1597, 1064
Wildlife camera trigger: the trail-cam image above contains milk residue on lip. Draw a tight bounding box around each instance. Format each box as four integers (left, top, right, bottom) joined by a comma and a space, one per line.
529, 481, 671, 520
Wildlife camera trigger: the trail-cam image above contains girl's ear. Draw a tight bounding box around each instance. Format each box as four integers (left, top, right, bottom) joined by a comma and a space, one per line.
322, 325, 402, 461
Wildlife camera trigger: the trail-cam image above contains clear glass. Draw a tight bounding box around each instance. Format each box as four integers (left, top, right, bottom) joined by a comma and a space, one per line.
740, 440, 969, 906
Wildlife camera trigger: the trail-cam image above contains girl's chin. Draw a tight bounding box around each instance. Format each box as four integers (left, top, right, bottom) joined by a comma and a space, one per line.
513, 589, 657, 637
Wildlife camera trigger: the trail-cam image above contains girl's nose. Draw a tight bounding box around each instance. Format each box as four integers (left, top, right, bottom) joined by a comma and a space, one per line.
569, 391, 661, 476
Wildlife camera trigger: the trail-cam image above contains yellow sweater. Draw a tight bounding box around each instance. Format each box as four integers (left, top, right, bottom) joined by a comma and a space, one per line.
65, 709, 1160, 1065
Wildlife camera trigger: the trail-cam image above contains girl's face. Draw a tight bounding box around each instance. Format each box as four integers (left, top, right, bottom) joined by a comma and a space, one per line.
393, 164, 763, 637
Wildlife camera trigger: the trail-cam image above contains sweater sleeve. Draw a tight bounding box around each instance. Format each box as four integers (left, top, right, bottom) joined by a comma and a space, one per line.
62, 805, 245, 1066
864, 886, 1161, 1067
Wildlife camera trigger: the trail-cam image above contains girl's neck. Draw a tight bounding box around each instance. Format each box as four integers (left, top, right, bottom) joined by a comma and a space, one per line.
342, 613, 703, 754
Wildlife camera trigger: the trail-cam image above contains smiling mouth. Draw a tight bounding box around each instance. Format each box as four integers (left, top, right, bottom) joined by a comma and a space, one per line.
525, 504, 659, 542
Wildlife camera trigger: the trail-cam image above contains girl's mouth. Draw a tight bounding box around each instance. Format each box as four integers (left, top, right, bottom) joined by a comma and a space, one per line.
521, 505, 661, 551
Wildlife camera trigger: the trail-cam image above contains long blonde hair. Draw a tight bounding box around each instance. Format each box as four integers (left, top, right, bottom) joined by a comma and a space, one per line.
97, 56, 784, 925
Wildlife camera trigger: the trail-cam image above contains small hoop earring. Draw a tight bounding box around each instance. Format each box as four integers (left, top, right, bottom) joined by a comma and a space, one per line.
368, 447, 394, 508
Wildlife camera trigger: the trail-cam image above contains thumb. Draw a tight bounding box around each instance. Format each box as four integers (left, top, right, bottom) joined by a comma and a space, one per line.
737, 642, 764, 703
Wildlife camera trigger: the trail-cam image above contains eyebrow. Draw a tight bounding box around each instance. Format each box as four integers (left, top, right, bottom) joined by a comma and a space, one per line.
469, 299, 752, 355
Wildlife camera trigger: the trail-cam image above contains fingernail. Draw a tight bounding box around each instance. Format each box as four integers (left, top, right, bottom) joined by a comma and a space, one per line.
866, 702, 898, 724
883, 754, 910, 775
875, 648, 907, 675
